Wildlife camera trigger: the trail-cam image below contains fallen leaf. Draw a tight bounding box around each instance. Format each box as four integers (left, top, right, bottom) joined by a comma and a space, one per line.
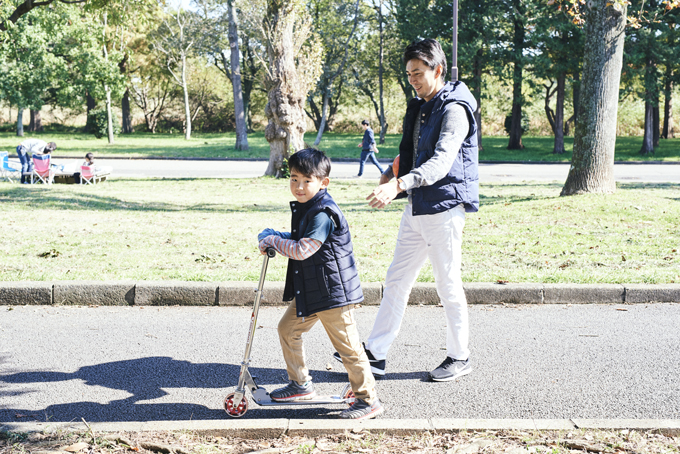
497, 280, 509, 284
616, 308, 628, 311
326, 363, 333, 370
63, 442, 90, 452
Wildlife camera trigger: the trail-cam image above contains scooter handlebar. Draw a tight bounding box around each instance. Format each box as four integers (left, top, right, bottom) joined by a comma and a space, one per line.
266, 248, 276, 258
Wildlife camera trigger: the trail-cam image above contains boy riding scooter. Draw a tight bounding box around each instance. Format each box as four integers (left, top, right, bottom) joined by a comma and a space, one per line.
257, 148, 384, 420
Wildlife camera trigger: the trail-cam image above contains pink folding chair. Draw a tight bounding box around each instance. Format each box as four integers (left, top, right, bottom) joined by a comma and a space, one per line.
31, 154, 55, 184
80, 165, 102, 185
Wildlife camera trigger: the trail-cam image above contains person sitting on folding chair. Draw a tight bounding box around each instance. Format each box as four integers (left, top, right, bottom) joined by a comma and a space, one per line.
16, 139, 57, 184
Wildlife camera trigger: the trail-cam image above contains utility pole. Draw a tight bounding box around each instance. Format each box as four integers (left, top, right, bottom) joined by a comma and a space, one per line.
451, 0, 458, 81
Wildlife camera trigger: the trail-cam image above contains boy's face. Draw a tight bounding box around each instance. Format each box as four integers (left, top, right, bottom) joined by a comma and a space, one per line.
289, 169, 329, 204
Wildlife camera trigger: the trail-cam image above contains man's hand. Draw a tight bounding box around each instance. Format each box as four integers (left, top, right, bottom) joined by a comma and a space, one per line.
367, 179, 400, 209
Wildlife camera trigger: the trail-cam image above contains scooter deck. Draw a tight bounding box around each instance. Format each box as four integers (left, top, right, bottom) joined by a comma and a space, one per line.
250, 387, 351, 406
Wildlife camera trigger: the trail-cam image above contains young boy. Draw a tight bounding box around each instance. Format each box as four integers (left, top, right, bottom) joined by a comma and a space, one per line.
258, 148, 384, 420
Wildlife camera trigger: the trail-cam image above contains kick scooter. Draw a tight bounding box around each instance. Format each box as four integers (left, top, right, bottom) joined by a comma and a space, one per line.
224, 248, 355, 417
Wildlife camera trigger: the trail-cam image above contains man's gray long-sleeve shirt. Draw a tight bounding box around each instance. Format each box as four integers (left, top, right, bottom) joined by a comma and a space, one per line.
399, 103, 469, 193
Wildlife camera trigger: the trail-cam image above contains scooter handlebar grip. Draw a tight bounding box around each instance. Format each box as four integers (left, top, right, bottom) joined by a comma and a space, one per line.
266, 248, 276, 258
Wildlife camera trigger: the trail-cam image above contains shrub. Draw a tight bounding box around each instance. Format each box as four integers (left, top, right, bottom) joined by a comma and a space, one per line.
87, 107, 121, 139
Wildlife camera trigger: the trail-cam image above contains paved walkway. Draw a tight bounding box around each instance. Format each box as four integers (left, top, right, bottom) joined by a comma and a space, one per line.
1, 304, 679, 426
32, 157, 680, 182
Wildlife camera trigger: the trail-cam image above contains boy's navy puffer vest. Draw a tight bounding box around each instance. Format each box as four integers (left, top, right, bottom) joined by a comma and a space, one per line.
396, 81, 479, 215
283, 189, 364, 317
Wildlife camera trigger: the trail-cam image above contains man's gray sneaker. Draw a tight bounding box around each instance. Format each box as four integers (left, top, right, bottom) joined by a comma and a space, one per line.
428, 357, 471, 382
339, 398, 384, 420
332, 342, 386, 377
270, 381, 316, 402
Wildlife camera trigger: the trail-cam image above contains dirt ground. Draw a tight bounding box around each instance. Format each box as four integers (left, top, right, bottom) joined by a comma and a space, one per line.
1, 428, 679, 454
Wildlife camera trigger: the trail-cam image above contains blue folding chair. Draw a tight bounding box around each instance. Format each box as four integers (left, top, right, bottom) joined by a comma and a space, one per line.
0, 151, 21, 183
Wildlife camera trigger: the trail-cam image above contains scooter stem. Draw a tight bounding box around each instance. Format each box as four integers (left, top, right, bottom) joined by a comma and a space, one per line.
235, 248, 276, 392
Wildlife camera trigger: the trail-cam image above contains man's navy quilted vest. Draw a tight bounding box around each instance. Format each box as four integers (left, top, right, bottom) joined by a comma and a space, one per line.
396, 81, 479, 215
283, 189, 364, 317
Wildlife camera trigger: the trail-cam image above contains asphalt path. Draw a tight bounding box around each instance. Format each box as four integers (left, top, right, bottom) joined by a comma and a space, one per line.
1, 303, 679, 423
33, 157, 680, 182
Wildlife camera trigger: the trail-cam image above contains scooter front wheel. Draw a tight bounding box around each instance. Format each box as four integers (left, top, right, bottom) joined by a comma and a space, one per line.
224, 392, 249, 417
340, 383, 355, 408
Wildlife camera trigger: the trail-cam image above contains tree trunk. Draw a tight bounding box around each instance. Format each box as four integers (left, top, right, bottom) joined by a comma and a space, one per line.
640, 101, 654, 154
553, 72, 566, 154
182, 54, 192, 140
103, 12, 114, 145
29, 109, 44, 132
507, 0, 525, 150
565, 71, 580, 135
85, 93, 96, 133
313, 91, 330, 146
16, 108, 24, 137
662, 75, 674, 139
652, 103, 659, 147
561, 0, 627, 196
105, 88, 115, 144
228, 0, 249, 150
472, 54, 483, 151
122, 88, 133, 133
545, 81, 556, 133
378, 0, 387, 144
263, 0, 311, 177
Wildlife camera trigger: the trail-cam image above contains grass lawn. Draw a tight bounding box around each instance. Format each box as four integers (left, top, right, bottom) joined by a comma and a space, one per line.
2, 131, 679, 162
1, 178, 677, 284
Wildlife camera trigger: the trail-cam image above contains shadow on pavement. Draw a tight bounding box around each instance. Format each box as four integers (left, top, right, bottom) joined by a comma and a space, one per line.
0, 356, 396, 422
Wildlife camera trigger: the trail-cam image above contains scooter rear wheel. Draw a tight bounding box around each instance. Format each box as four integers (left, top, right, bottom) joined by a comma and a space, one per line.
340, 383, 355, 408
224, 392, 248, 417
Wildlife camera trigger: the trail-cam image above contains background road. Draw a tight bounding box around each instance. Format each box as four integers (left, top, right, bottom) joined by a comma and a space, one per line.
1, 303, 679, 422
34, 157, 680, 182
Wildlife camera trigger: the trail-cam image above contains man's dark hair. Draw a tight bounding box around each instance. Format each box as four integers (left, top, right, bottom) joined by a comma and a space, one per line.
45, 142, 57, 153
361, 119, 370, 126
287, 148, 331, 179
85, 152, 94, 160
403, 39, 447, 81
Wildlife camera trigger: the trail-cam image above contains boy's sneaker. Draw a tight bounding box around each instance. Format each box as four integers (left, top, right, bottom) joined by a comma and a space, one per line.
270, 381, 316, 402
332, 343, 386, 377
339, 398, 384, 420
428, 357, 472, 382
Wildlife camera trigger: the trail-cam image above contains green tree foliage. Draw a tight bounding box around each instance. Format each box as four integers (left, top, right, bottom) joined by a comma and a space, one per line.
0, 7, 65, 134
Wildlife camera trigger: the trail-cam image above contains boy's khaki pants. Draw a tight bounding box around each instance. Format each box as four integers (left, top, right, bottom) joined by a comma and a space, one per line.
278, 300, 377, 405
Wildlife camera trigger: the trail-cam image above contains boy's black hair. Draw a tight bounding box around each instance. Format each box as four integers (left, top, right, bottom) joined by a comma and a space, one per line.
288, 148, 331, 179
361, 119, 370, 126
85, 152, 94, 160
403, 38, 447, 82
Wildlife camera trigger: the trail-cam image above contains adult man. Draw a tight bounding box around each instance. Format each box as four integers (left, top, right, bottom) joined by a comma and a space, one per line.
16, 138, 57, 184
356, 120, 384, 177
337, 39, 479, 382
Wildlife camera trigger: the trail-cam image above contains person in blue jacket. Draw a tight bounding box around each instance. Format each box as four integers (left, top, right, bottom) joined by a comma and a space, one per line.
356, 120, 384, 177
335, 39, 479, 382
258, 148, 383, 420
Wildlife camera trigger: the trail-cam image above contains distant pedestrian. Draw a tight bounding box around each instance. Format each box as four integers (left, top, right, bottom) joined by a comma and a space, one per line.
16, 139, 56, 184
356, 120, 384, 177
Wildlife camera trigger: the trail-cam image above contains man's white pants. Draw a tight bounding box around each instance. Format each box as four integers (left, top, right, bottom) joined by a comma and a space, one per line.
365, 202, 469, 361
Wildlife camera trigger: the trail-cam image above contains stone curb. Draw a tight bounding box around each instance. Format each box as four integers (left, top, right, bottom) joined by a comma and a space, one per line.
1, 282, 679, 306
2, 419, 679, 438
